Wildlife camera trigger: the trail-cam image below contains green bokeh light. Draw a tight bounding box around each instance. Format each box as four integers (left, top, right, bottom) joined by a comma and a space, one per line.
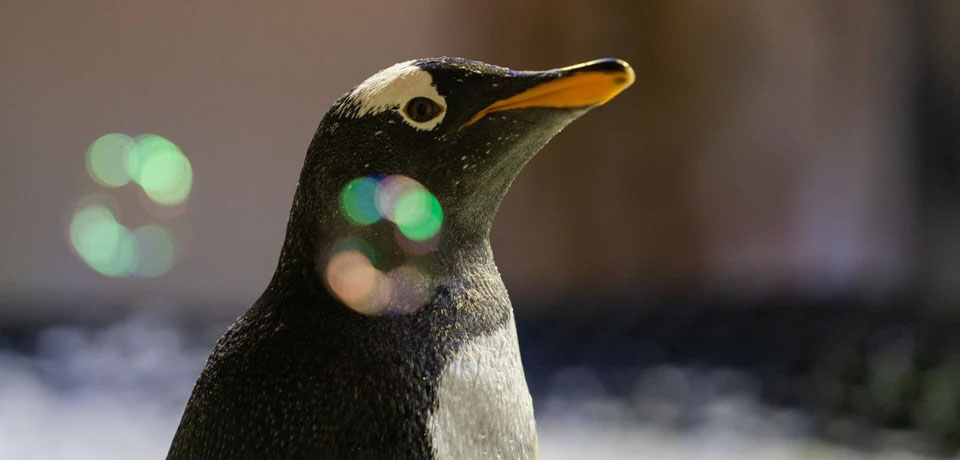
394, 188, 443, 241
131, 225, 176, 278
69, 205, 180, 278
128, 134, 193, 206
69, 205, 137, 277
72, 132, 189, 277
86, 133, 136, 187
340, 177, 382, 225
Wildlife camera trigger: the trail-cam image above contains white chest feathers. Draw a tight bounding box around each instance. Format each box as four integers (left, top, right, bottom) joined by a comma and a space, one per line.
427, 315, 539, 459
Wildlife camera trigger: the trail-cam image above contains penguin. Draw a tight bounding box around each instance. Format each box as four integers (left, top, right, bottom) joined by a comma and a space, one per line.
168, 57, 633, 460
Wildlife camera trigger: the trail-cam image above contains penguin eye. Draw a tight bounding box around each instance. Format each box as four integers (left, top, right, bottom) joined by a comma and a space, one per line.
404, 97, 444, 123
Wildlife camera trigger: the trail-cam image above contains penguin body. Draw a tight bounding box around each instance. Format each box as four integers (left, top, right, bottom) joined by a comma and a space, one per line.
169, 57, 633, 459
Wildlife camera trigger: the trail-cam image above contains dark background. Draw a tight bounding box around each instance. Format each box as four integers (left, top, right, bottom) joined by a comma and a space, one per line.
1, 1, 959, 458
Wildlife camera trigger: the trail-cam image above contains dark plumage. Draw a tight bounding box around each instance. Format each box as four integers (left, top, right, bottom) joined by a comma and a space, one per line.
168, 57, 633, 459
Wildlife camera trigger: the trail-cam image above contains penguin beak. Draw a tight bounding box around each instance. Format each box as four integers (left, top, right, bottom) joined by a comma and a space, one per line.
460, 58, 635, 130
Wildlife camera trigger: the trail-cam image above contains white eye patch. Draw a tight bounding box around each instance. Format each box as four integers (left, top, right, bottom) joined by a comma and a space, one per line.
336, 61, 447, 131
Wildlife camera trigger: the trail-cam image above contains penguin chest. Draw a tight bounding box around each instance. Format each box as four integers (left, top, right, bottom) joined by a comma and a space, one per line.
427, 317, 539, 460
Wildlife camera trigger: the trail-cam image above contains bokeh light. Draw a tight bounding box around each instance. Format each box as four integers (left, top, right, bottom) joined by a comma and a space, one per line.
339, 174, 444, 242
71, 133, 189, 278
339, 177, 382, 225
324, 235, 434, 315
85, 133, 136, 188
68, 199, 179, 279
374, 175, 421, 221
70, 133, 193, 278
325, 249, 387, 315
384, 265, 430, 314
128, 134, 193, 206
131, 225, 176, 278
84, 133, 193, 207
328, 175, 443, 313
69, 205, 137, 277
393, 188, 442, 241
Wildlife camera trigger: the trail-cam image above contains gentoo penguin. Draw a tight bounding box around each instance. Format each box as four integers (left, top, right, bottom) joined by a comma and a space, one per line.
168, 57, 633, 459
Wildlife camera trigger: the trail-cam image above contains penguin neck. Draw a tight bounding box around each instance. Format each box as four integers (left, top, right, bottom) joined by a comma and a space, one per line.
267, 190, 502, 313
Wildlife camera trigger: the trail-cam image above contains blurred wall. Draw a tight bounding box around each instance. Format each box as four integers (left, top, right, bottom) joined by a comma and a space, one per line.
0, 1, 920, 317
474, 0, 915, 298
917, 1, 960, 309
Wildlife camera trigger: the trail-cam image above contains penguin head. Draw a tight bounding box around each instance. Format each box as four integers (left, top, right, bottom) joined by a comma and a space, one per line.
280, 58, 632, 309
300, 58, 634, 243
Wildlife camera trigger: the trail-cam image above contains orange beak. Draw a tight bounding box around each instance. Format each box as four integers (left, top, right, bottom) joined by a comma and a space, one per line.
460, 58, 635, 130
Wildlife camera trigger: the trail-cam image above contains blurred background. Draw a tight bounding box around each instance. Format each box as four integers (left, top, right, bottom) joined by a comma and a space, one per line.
1, 1, 959, 458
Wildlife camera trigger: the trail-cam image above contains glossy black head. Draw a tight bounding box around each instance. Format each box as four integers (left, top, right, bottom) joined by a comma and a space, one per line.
276, 57, 633, 290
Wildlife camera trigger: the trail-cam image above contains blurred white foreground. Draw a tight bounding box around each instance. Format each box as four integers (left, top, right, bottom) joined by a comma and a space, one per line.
0, 316, 945, 460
